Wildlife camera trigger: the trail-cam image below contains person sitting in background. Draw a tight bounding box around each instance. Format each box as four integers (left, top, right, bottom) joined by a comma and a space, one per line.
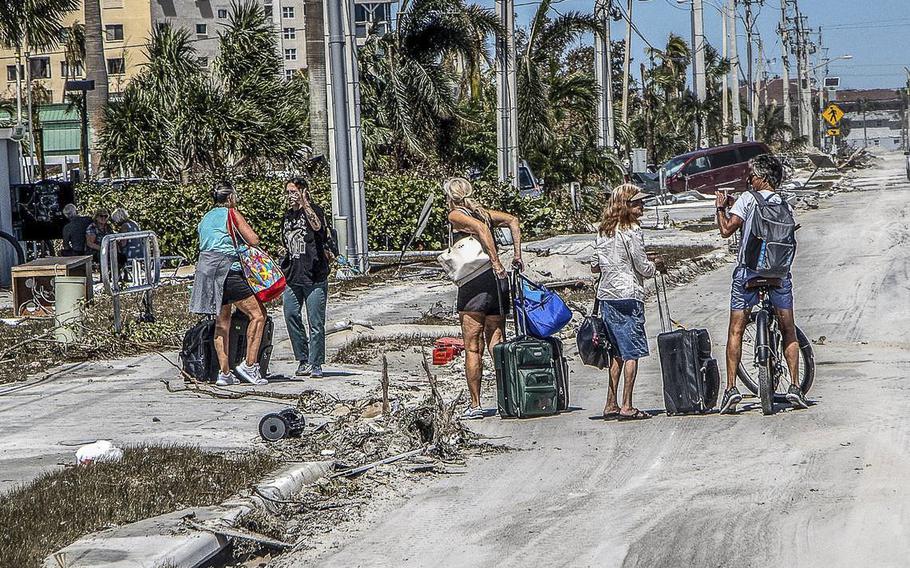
85, 209, 114, 262
591, 184, 664, 421
111, 207, 144, 261
61, 204, 93, 256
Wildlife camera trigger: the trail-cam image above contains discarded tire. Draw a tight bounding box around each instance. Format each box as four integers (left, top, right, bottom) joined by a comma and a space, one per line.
259, 408, 306, 442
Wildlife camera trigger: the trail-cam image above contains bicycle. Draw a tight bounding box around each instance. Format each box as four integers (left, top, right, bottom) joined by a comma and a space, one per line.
735, 277, 816, 415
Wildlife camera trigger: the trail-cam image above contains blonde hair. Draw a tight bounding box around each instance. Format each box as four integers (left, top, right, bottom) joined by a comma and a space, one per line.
598, 184, 643, 237
443, 177, 491, 224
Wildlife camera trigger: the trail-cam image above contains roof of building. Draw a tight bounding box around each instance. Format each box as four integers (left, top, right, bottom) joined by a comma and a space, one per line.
836, 89, 903, 103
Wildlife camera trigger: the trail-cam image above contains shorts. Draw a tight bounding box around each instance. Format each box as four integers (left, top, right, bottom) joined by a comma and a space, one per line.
456, 269, 510, 316
730, 266, 794, 311
600, 299, 649, 360
222, 269, 254, 305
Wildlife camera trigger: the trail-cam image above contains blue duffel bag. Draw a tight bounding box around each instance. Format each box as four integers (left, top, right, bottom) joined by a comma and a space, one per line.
514, 273, 573, 339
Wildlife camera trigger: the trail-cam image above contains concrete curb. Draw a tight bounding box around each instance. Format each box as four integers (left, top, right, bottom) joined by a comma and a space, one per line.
43, 460, 334, 568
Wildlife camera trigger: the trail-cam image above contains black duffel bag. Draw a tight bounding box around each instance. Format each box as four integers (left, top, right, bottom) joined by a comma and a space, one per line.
576, 287, 613, 369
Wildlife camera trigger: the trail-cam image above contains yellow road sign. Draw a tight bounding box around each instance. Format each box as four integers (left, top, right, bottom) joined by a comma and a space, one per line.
822, 103, 844, 126
826, 128, 840, 137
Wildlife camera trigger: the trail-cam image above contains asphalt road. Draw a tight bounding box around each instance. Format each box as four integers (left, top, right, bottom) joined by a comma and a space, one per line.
280, 152, 910, 568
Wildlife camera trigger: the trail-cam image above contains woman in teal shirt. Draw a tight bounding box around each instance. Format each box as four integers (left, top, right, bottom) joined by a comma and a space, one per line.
189, 181, 268, 386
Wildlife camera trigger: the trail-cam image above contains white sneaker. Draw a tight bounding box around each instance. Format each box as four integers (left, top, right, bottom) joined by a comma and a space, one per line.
460, 406, 484, 420
235, 362, 268, 385
215, 371, 240, 386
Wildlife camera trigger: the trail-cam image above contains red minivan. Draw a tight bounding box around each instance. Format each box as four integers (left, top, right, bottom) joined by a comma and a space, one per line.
662, 142, 771, 195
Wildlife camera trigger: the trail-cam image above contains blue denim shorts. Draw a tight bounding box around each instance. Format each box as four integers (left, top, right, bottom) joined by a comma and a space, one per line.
730, 267, 794, 311
600, 299, 649, 360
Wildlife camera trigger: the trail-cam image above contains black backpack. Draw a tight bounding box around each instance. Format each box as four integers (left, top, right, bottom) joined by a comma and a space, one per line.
743, 190, 797, 278
180, 318, 218, 381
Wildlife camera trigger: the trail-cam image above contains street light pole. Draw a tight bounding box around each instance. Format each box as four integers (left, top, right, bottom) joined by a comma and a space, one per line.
325, 0, 368, 272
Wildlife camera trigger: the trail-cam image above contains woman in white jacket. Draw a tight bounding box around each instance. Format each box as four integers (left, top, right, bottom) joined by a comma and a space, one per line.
591, 184, 664, 421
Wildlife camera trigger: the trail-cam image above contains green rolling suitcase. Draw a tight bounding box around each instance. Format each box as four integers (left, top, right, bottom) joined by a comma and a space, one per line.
493, 271, 562, 418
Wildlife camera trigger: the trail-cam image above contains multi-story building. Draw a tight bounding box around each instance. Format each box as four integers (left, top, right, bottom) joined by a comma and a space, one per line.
0, 0, 395, 102
0, 0, 154, 103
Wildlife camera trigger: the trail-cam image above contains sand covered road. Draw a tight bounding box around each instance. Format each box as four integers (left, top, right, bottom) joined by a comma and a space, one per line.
275, 153, 910, 568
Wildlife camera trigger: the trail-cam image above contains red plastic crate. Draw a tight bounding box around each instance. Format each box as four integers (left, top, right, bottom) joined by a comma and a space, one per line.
432, 346, 456, 365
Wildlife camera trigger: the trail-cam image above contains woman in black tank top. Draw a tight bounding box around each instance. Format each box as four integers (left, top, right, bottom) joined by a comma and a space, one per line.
444, 177, 523, 420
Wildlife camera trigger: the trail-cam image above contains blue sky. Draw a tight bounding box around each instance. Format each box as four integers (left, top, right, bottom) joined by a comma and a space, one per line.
475, 0, 910, 90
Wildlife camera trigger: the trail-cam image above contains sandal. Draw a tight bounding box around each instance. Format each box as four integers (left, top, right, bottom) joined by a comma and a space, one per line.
602, 412, 620, 421
618, 409, 652, 421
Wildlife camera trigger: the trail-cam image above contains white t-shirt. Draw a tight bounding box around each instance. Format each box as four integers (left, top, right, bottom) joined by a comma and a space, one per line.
729, 190, 793, 266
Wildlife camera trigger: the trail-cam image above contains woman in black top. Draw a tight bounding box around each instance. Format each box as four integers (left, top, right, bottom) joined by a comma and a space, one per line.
281, 178, 335, 378
444, 177, 523, 420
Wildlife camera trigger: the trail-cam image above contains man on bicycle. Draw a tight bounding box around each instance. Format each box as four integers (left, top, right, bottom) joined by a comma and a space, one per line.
715, 154, 808, 413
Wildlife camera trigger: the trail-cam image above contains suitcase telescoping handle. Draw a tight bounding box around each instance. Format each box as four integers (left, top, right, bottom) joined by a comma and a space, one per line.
654, 273, 673, 334
507, 268, 528, 337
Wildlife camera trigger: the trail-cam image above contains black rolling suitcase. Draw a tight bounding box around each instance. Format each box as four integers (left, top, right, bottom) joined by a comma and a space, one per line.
229, 311, 275, 379
180, 312, 275, 382
655, 275, 720, 415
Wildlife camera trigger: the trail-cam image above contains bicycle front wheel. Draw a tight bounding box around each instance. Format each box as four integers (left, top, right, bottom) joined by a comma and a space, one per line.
738, 322, 815, 396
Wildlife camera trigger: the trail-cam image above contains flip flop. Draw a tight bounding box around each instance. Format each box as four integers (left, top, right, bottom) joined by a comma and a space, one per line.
618, 409, 652, 421
602, 412, 621, 421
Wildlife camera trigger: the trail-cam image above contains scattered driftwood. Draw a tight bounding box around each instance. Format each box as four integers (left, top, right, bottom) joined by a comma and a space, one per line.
381, 355, 390, 415
331, 445, 436, 478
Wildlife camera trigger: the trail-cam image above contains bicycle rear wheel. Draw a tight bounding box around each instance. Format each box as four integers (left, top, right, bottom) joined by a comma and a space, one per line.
738, 322, 815, 397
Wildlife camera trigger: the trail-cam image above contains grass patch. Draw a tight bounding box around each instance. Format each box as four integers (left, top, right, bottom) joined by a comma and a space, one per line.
0, 444, 278, 568
331, 332, 456, 366
0, 283, 198, 384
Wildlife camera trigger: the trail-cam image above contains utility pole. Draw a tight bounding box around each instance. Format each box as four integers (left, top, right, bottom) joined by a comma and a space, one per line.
728, 0, 743, 143
904, 67, 910, 151
325, 0, 368, 272
621, 0, 633, 125
816, 28, 827, 151
495, 0, 519, 188
691, 0, 708, 147
800, 15, 814, 146
779, 0, 792, 139
721, 5, 729, 144
744, 0, 755, 141
594, 0, 615, 149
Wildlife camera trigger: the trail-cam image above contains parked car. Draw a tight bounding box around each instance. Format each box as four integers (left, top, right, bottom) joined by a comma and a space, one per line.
518, 160, 544, 198
661, 142, 771, 195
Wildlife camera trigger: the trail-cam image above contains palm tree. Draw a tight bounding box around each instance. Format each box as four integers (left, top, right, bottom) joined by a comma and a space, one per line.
100, 3, 308, 180
515, 0, 605, 187
83, 0, 108, 177
61, 23, 85, 101
358, 0, 500, 168
0, 0, 79, 122
215, 0, 307, 172
756, 103, 794, 150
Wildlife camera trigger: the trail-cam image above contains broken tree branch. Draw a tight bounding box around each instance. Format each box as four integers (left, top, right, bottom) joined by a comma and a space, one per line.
381, 355, 390, 415
330, 445, 437, 478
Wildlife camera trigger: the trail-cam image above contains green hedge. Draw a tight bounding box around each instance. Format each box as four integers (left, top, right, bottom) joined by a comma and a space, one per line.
76, 174, 568, 261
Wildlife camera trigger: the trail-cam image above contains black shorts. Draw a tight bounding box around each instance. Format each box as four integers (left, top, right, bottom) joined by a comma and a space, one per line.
222, 269, 254, 305
456, 269, 510, 316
